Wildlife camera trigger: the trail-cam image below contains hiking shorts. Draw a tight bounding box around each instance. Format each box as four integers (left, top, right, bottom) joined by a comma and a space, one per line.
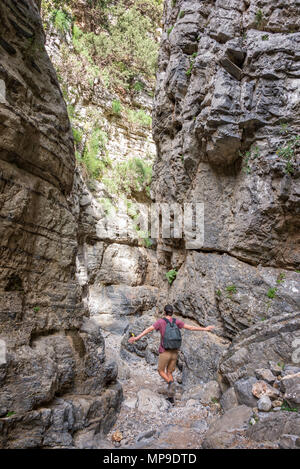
158, 350, 179, 373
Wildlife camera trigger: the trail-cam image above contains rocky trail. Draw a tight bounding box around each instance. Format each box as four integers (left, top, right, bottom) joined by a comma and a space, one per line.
100, 333, 279, 450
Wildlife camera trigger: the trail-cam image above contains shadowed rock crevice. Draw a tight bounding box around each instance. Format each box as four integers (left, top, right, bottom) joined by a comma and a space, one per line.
0, 0, 122, 449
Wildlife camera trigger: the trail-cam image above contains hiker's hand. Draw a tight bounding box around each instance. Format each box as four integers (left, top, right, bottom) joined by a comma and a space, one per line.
128, 336, 138, 344
205, 326, 215, 332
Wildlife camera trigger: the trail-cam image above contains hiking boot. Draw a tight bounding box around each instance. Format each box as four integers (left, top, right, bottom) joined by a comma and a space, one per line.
167, 381, 175, 397
166, 396, 175, 406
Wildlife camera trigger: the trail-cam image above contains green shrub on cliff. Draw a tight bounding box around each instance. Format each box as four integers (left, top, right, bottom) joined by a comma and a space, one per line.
112, 100, 122, 115
127, 108, 152, 128
77, 127, 111, 179
102, 157, 152, 197
166, 269, 178, 285
69, 1, 161, 91
51, 9, 72, 33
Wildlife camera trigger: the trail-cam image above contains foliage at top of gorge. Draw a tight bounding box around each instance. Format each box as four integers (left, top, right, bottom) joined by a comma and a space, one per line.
41, 0, 162, 198
42, 0, 163, 95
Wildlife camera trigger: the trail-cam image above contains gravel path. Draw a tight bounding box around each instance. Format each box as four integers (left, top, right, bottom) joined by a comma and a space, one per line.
101, 333, 276, 450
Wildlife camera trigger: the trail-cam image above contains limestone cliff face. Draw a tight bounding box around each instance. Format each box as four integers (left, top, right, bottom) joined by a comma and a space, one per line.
0, 0, 121, 448
152, 0, 300, 403
153, 0, 299, 269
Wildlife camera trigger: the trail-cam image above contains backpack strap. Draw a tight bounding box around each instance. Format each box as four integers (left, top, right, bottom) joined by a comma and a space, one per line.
163, 317, 176, 327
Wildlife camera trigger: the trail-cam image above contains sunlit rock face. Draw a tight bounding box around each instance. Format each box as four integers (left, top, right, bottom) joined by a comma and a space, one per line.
0, 0, 121, 448
153, 0, 300, 269
151, 0, 300, 444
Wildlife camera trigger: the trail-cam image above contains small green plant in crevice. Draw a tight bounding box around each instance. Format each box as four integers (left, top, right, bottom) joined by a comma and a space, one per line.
72, 127, 83, 146
33, 306, 40, 313
267, 272, 286, 300
255, 9, 264, 28
5, 411, 16, 418
126, 200, 140, 222
135, 227, 153, 248
143, 236, 153, 248
280, 122, 289, 135
296, 270, 300, 274
67, 104, 75, 121
167, 26, 174, 35
260, 317, 267, 321
277, 361, 285, 370
261, 34, 269, 41
267, 287, 277, 299
166, 269, 178, 285
216, 289, 222, 298
211, 397, 219, 404
178, 10, 185, 19
98, 197, 114, 216
186, 53, 197, 77
281, 400, 298, 412
127, 108, 152, 128
276, 272, 286, 284
226, 285, 237, 296
172, 0, 177, 7
276, 135, 300, 174
112, 99, 122, 115
133, 81, 145, 93
239, 145, 260, 174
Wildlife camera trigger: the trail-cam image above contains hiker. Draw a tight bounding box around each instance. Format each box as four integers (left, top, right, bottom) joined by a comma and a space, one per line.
128, 304, 215, 395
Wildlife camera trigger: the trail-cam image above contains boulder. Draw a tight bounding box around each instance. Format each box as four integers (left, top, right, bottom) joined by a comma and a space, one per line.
257, 395, 272, 412
136, 389, 170, 413
179, 328, 230, 385
182, 381, 221, 405
255, 369, 276, 385
252, 381, 280, 400
220, 312, 300, 385
220, 387, 239, 412
234, 377, 258, 408
282, 366, 300, 378
280, 372, 300, 410
269, 361, 284, 377
202, 405, 253, 449
247, 411, 300, 444
279, 434, 300, 450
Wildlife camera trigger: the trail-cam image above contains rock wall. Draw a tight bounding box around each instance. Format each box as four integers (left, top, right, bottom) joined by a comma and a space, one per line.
153, 0, 299, 337
151, 0, 300, 446
0, 0, 121, 448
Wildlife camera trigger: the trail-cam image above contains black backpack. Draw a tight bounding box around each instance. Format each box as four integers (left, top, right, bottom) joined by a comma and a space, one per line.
163, 318, 182, 350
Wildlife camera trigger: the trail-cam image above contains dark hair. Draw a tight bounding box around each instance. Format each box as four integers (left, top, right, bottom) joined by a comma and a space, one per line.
164, 304, 173, 316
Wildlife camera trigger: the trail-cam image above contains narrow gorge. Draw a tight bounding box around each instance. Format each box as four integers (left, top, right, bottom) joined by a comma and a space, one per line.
0, 0, 299, 450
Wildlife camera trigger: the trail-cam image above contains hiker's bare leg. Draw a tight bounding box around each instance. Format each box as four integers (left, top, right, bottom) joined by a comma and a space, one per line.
166, 351, 177, 384
158, 352, 173, 383
158, 369, 171, 383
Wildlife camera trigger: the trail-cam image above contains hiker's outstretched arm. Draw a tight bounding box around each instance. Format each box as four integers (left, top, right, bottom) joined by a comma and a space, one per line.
183, 324, 214, 332
128, 325, 155, 343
